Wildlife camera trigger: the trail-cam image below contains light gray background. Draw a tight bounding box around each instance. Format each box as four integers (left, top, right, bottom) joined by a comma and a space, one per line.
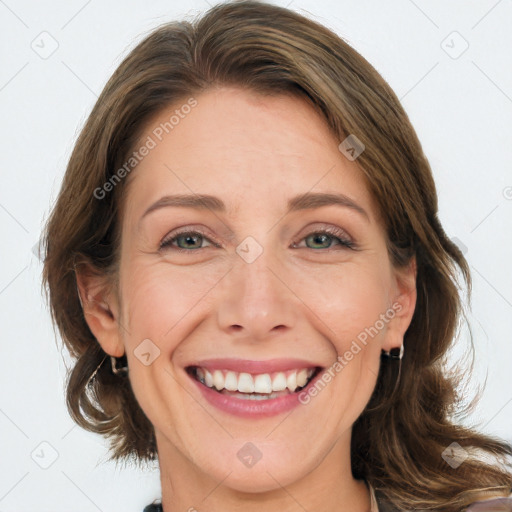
1, 0, 511, 510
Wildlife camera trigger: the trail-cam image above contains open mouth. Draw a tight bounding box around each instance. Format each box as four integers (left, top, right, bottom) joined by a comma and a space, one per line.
186, 365, 323, 401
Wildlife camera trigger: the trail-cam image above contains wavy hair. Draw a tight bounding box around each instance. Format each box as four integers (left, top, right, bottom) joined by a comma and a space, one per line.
41, 1, 512, 510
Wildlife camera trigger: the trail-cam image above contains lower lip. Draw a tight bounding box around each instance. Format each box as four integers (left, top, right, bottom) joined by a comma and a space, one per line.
188, 369, 322, 418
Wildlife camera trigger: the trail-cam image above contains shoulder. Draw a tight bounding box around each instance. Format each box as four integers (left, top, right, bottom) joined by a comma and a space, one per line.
465, 495, 512, 511
374, 493, 512, 512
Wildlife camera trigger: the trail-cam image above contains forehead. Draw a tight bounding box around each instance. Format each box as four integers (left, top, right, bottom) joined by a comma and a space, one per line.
121, 86, 378, 223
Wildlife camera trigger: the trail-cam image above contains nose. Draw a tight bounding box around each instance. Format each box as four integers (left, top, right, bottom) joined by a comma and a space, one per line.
216, 242, 299, 342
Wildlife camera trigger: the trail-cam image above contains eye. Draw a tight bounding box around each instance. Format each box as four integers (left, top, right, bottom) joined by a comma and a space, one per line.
292, 226, 356, 250
160, 229, 219, 252
159, 226, 356, 253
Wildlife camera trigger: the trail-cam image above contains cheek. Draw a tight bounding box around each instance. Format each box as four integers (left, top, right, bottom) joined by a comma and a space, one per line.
295, 263, 391, 342
116, 260, 221, 421
119, 246, 392, 356
119, 259, 225, 343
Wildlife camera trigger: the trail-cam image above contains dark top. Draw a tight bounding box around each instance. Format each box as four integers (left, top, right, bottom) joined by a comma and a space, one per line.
143, 505, 162, 512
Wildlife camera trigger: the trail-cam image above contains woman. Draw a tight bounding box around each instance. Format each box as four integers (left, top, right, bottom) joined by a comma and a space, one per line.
41, 1, 512, 510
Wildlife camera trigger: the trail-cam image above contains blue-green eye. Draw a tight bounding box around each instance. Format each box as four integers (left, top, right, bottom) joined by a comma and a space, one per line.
304, 232, 352, 249
160, 226, 356, 253
293, 228, 355, 250
160, 230, 215, 252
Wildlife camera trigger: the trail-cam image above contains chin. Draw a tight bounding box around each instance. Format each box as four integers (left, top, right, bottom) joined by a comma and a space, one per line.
221, 465, 304, 494
200, 445, 312, 494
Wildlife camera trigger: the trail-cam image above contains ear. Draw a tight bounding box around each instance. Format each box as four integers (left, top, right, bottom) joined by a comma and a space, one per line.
382, 256, 417, 352
75, 264, 125, 358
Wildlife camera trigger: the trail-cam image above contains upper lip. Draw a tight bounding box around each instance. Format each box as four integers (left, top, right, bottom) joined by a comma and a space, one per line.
187, 358, 323, 374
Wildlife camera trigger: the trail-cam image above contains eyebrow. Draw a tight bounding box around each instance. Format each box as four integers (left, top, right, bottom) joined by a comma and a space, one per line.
140, 192, 370, 222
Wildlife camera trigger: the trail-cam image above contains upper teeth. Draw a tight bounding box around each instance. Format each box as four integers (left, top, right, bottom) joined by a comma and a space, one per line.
195, 367, 315, 394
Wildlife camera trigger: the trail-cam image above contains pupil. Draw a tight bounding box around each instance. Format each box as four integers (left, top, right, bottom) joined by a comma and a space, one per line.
180, 234, 201, 248
309, 234, 330, 248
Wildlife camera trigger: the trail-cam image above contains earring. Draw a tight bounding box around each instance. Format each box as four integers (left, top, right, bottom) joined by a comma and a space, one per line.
382, 344, 404, 360
86, 354, 107, 387
111, 355, 129, 376
381, 343, 404, 399
85, 354, 128, 388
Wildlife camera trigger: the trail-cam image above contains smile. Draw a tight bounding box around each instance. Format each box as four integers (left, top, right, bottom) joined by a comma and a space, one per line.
191, 366, 317, 395
185, 361, 324, 417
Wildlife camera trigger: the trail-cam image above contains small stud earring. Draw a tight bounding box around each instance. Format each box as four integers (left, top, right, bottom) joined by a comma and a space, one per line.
382, 344, 404, 360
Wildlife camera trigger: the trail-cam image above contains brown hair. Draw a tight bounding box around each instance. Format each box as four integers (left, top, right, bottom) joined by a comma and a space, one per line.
41, 0, 512, 509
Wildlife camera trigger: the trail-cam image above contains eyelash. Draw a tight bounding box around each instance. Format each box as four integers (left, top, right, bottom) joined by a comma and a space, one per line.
159, 226, 356, 253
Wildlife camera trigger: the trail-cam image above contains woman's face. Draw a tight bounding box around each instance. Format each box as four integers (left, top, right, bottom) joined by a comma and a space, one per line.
96, 86, 415, 493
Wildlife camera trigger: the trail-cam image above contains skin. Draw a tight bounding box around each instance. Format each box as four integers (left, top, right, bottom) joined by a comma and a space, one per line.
77, 86, 417, 512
